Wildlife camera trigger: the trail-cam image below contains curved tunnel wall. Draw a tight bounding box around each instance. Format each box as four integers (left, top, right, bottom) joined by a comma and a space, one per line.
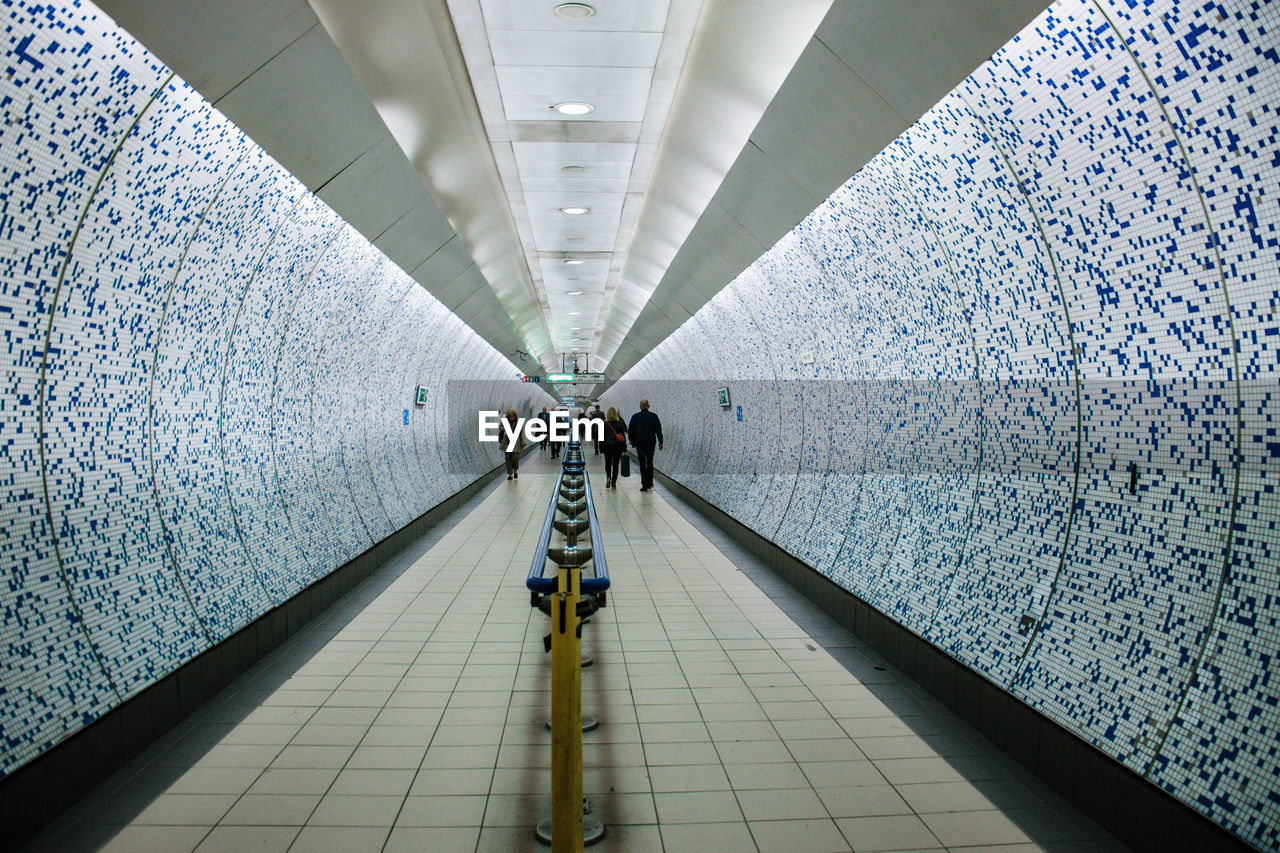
603, 0, 1279, 847
0, 2, 549, 779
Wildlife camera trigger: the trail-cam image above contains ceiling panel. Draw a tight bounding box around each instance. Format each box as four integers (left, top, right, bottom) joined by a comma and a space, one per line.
517, 157, 634, 178
496, 66, 655, 123
374, 200, 456, 271
512, 140, 637, 166
411, 236, 475, 291
316, 136, 430, 237
817, 0, 1052, 121
520, 176, 630, 194
435, 263, 487, 309
95, 0, 316, 102
710, 141, 819, 247
488, 30, 663, 67
747, 37, 910, 201
478, 0, 670, 32
213, 25, 388, 190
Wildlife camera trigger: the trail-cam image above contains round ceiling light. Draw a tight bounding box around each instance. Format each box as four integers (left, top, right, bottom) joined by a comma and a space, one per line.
563, 258, 585, 265
554, 3, 596, 18
552, 102, 594, 116
560, 206, 589, 215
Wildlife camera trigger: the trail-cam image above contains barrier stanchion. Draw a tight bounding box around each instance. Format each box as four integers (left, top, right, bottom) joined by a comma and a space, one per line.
545, 558, 585, 851
529, 442, 606, 849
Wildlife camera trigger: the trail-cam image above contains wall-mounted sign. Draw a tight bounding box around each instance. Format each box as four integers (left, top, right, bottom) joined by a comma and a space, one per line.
521, 375, 542, 383
799, 351, 816, 365
546, 372, 607, 383
414, 386, 429, 406
717, 387, 731, 408
402, 409, 410, 425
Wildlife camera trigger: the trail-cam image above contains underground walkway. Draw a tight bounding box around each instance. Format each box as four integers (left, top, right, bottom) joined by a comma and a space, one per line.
23, 451, 1128, 853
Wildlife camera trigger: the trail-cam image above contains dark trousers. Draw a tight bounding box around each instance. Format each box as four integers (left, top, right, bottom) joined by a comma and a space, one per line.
634, 444, 655, 488
603, 447, 622, 482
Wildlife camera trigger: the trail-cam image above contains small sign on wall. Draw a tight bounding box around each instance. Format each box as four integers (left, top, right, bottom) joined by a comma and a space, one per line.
414, 386, 429, 406
403, 409, 410, 425
717, 387, 731, 408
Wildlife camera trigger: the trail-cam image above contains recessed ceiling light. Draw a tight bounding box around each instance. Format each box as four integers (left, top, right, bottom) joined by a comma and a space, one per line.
552, 102, 594, 116
571, 327, 583, 330
570, 312, 582, 315
566, 291, 584, 295
560, 206, 589, 215
554, 3, 595, 17
563, 258, 584, 265
562, 165, 587, 173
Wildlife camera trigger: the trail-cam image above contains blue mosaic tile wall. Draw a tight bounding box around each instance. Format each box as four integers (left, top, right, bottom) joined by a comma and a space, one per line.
0, 0, 548, 780
603, 0, 1280, 847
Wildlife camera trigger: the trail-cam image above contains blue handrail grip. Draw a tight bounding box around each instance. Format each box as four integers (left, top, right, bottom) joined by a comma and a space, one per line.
526, 467, 564, 593
525, 452, 609, 595
581, 469, 610, 593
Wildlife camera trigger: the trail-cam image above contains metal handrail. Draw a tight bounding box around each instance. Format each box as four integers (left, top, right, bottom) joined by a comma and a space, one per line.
526, 466, 565, 594
526, 444, 610, 596
581, 470, 609, 594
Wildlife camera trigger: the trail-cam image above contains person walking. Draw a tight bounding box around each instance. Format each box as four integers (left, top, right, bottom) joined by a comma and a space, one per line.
536, 407, 550, 454
601, 407, 627, 488
550, 406, 563, 459
627, 399, 663, 492
504, 409, 525, 480
590, 404, 605, 455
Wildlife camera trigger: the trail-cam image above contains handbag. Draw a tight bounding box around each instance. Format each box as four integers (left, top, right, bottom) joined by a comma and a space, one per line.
606, 422, 626, 448
620, 455, 631, 478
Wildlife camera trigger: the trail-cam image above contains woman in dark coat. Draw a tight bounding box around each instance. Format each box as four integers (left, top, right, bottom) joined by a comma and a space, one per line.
601, 406, 627, 488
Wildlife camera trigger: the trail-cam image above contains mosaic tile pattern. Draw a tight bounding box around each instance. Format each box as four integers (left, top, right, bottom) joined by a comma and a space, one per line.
0, 0, 546, 780
604, 0, 1280, 847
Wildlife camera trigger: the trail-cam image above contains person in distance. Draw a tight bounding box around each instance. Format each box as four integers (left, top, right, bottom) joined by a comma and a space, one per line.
504, 409, 525, 480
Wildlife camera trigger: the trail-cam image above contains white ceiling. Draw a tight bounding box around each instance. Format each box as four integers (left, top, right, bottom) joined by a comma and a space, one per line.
309, 0, 833, 375
94, 0, 1053, 384
446, 0, 693, 362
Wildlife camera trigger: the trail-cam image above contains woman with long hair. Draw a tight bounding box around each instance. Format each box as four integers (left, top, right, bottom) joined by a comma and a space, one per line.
601, 406, 627, 488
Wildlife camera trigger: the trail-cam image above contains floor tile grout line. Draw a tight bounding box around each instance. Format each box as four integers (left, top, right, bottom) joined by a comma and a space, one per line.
195, 474, 510, 850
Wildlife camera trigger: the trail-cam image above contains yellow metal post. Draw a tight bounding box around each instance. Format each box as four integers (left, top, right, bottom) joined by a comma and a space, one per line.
549, 562, 583, 853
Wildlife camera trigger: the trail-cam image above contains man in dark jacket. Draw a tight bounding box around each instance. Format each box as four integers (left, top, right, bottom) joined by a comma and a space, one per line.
627, 399, 663, 492
589, 404, 605, 455
536, 407, 550, 454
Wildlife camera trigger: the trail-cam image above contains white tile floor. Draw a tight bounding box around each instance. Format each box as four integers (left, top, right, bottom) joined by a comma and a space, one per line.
24, 451, 1130, 852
